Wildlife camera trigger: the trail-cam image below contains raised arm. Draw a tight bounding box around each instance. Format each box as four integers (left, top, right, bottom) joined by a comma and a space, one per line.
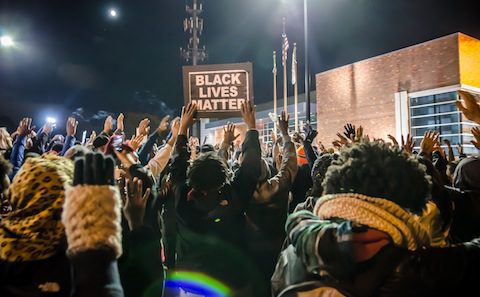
218, 122, 239, 162
9, 118, 35, 179
170, 103, 196, 184
146, 117, 180, 178
60, 117, 78, 156
232, 100, 262, 200
138, 115, 170, 165
253, 111, 298, 203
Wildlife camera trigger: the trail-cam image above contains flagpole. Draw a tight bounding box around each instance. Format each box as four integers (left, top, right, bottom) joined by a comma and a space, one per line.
293, 43, 298, 131
282, 18, 288, 114
273, 51, 277, 134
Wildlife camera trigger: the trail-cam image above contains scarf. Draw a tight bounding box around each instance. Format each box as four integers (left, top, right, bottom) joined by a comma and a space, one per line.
314, 193, 430, 250
0, 155, 73, 261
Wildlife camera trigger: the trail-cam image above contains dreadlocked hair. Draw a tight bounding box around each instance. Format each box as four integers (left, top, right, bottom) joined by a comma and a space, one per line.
187, 151, 231, 191
322, 140, 431, 214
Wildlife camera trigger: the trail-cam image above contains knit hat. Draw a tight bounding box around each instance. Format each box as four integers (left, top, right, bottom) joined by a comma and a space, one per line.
0, 155, 73, 261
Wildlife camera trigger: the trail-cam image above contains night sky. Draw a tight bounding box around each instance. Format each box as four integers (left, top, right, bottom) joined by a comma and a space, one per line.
0, 0, 479, 124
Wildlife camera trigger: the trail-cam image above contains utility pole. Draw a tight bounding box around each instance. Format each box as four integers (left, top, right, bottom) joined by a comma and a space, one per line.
181, 0, 207, 137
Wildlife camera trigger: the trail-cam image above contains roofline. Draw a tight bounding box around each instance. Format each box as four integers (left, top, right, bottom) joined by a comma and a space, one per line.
316, 32, 472, 77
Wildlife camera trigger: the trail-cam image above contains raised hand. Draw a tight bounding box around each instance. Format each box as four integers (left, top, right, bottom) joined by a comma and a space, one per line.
157, 115, 170, 134
240, 100, 256, 130
116, 113, 124, 132
189, 136, 199, 149
335, 132, 349, 146
278, 111, 290, 137
456, 91, 480, 124
355, 126, 364, 142
16, 118, 35, 136
443, 139, 455, 162
103, 115, 114, 134
170, 117, 181, 137
136, 118, 151, 136
180, 103, 197, 135
123, 177, 151, 231
86, 130, 96, 147
66, 117, 78, 137
223, 122, 240, 144
304, 122, 318, 143
343, 123, 356, 140
387, 134, 399, 147
130, 134, 145, 151
402, 134, 415, 155
420, 130, 440, 157
291, 131, 303, 144
472, 126, 480, 149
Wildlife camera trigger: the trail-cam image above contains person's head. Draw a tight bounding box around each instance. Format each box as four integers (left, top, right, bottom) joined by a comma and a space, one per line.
322, 140, 431, 214
188, 152, 230, 192
453, 156, 480, 192
446, 159, 461, 186
257, 158, 272, 182
200, 144, 215, 154
51, 134, 65, 143
0, 154, 73, 261
92, 134, 110, 151
0, 127, 12, 151
310, 153, 338, 197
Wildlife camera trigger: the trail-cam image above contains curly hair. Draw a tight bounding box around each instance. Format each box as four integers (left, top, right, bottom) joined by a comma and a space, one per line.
187, 151, 231, 191
322, 140, 431, 214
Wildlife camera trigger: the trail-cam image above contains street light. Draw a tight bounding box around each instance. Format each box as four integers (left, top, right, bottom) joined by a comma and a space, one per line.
0, 35, 14, 48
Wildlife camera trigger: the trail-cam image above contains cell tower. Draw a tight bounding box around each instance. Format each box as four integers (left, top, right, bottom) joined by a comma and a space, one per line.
180, 0, 207, 66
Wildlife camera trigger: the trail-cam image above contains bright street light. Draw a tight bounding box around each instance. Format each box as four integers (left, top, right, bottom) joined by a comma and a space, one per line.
108, 8, 118, 18
46, 117, 57, 125
0, 35, 14, 47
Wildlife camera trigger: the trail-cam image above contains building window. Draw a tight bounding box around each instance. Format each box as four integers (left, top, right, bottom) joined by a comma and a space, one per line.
257, 114, 317, 144
409, 91, 478, 155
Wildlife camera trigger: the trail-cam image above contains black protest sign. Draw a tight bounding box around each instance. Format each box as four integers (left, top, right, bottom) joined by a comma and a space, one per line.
183, 62, 253, 118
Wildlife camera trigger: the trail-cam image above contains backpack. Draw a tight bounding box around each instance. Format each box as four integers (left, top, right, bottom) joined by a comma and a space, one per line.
271, 240, 350, 297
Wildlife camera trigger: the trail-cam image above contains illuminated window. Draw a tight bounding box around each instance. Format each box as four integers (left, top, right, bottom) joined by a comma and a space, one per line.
409, 91, 479, 155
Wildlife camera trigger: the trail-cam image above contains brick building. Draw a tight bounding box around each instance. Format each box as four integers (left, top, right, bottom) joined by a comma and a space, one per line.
315, 32, 480, 154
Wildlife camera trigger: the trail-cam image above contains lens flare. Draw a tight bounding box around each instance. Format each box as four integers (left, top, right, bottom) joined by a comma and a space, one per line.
165, 271, 231, 297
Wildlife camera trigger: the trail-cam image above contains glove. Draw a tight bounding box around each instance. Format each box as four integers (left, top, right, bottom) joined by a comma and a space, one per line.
62, 153, 122, 258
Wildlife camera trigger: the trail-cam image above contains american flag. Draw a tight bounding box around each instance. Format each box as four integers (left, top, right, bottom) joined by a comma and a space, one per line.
282, 32, 289, 66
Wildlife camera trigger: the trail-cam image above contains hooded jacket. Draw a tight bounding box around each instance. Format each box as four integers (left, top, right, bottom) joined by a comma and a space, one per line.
279, 205, 480, 297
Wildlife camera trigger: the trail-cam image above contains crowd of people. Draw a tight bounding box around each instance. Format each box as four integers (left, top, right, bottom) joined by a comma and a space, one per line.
0, 90, 479, 297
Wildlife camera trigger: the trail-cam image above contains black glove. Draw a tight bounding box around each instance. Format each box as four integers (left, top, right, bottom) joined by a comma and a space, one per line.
73, 152, 115, 186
